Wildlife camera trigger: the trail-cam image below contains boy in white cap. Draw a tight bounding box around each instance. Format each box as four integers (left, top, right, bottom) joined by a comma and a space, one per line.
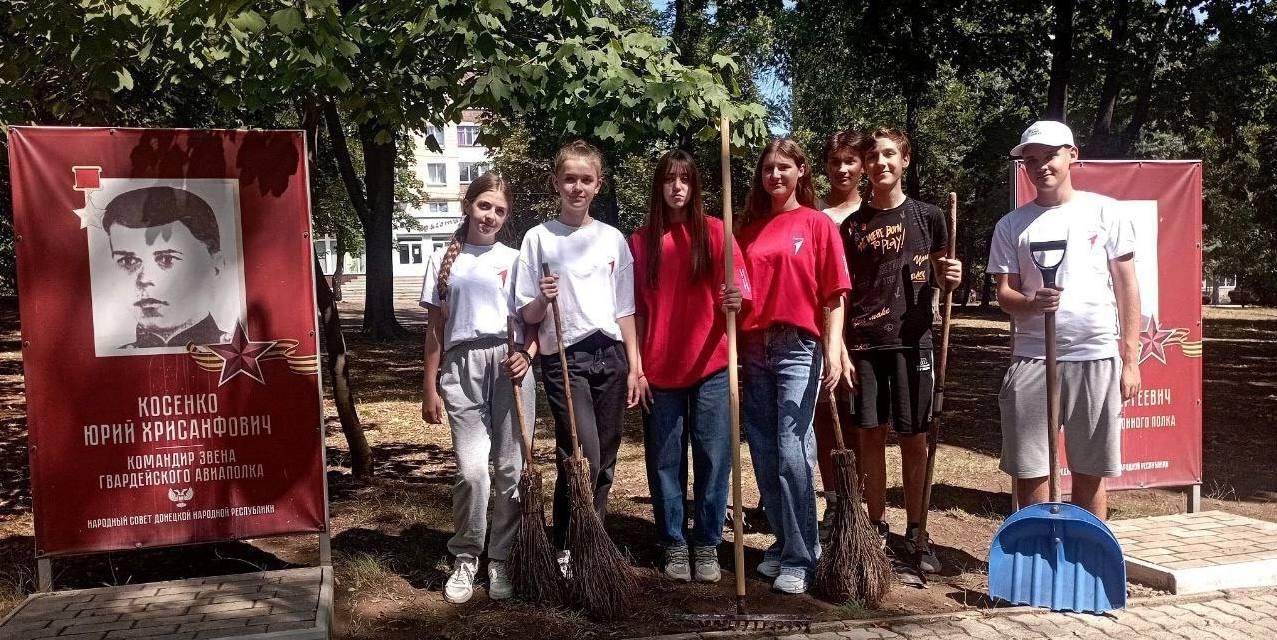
986, 120, 1142, 520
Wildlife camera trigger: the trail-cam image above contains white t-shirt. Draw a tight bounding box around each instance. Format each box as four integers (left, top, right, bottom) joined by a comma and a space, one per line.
514, 218, 636, 355
986, 191, 1135, 361
419, 242, 523, 351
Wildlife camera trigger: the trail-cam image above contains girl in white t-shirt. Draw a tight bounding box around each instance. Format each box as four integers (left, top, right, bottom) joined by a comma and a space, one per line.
421, 173, 537, 605
514, 140, 641, 567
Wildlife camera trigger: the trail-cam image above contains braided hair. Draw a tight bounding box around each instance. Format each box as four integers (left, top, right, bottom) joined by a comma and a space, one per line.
435, 172, 513, 305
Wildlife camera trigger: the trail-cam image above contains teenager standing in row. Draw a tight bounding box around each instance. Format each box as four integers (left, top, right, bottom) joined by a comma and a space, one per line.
813, 130, 865, 538
738, 138, 852, 594
421, 174, 537, 604
630, 150, 751, 583
514, 140, 644, 573
840, 129, 961, 577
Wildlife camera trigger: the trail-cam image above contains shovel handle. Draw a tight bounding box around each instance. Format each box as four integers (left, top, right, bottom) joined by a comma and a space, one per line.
541, 263, 582, 457
1045, 311, 1061, 503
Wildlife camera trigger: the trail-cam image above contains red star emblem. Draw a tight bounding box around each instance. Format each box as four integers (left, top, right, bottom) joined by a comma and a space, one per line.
1138, 316, 1175, 365
204, 323, 277, 386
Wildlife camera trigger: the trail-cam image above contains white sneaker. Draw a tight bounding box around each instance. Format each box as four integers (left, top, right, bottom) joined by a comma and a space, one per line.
487, 560, 513, 600
772, 571, 808, 594
756, 556, 780, 578
692, 546, 721, 583
663, 545, 692, 582
556, 549, 571, 579
444, 554, 478, 604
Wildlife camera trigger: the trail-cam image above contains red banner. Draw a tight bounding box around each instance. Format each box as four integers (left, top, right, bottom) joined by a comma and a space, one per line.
1012, 160, 1203, 492
9, 127, 326, 556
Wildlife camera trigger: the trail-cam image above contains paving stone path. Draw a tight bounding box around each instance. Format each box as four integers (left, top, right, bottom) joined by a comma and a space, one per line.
643, 588, 1277, 640
0, 567, 328, 640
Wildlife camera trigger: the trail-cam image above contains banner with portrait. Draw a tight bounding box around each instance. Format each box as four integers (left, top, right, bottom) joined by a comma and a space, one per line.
1012, 160, 1204, 492
9, 127, 326, 556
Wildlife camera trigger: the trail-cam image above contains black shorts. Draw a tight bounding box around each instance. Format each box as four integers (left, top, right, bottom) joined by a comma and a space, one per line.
850, 348, 934, 435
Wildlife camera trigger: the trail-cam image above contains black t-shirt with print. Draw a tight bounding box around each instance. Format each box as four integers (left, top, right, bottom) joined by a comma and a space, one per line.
840, 196, 947, 350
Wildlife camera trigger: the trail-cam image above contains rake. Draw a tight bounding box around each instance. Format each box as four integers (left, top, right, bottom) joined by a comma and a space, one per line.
674, 114, 811, 634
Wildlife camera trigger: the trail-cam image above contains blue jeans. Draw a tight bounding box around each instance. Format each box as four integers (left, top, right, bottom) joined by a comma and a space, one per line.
742, 325, 822, 578
644, 369, 732, 548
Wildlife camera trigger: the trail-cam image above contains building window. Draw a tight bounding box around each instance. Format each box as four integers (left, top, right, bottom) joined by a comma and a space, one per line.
426, 163, 447, 186
457, 125, 480, 147
397, 236, 425, 265
427, 201, 449, 215
459, 162, 485, 183
1223, 275, 1237, 288
426, 125, 444, 148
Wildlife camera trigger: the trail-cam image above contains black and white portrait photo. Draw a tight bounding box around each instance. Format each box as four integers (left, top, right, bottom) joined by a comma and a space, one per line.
87, 180, 247, 357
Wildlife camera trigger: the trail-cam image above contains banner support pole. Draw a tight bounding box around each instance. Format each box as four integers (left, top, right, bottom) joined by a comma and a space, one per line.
37, 558, 51, 592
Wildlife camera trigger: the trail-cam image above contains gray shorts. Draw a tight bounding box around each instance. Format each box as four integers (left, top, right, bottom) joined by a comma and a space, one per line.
998, 357, 1123, 479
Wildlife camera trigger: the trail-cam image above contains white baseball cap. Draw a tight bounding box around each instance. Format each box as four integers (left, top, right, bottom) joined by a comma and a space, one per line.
1010, 120, 1075, 157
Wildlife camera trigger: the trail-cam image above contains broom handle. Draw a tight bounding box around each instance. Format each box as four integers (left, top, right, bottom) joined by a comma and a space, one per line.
541, 263, 582, 457
508, 317, 534, 465
720, 115, 747, 613
917, 192, 957, 538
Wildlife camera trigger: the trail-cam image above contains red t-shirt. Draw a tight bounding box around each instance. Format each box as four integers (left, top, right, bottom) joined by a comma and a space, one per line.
737, 205, 851, 335
630, 216, 753, 389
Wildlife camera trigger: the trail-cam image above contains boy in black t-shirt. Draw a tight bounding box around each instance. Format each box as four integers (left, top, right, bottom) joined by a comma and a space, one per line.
840, 128, 961, 577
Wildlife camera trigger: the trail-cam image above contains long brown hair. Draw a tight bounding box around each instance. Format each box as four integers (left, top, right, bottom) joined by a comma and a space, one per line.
741, 138, 815, 226
643, 150, 711, 288
437, 172, 513, 303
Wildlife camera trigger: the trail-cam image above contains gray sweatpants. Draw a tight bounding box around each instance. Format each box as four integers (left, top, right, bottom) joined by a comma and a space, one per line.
998, 356, 1123, 479
440, 337, 536, 561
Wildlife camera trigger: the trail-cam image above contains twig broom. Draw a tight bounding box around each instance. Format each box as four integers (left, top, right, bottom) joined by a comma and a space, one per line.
541, 263, 636, 621
812, 382, 892, 606
507, 317, 564, 605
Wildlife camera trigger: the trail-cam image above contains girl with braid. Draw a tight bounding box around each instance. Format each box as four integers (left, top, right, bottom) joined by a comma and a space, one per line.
421, 173, 537, 604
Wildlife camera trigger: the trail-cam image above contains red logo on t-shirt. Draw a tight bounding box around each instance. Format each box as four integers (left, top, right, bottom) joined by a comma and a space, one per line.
497, 269, 508, 286
1089, 233, 1099, 248
609, 260, 615, 274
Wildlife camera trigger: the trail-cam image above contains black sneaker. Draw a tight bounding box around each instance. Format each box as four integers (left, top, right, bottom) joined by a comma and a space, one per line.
905, 526, 941, 574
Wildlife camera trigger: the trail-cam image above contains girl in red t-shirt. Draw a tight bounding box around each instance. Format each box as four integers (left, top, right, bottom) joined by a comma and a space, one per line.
629, 150, 750, 584
736, 138, 852, 594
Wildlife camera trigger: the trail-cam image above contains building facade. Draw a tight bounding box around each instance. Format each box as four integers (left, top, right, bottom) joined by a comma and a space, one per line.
315, 110, 489, 278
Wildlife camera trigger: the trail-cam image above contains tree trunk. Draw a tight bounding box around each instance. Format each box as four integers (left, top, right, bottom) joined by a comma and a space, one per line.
302, 100, 372, 479
332, 234, 346, 302
1121, 1, 1179, 154
1044, 0, 1076, 121
359, 125, 405, 339
672, 0, 707, 150
1088, 0, 1129, 157
314, 254, 374, 478
904, 4, 924, 197
980, 273, 994, 308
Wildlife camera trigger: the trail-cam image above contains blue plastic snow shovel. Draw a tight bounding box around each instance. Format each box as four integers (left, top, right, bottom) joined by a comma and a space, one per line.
987, 239, 1127, 614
